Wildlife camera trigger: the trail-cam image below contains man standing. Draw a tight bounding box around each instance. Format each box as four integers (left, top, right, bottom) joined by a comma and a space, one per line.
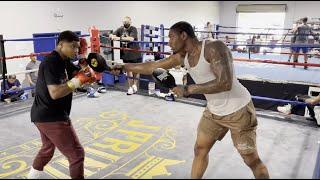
113, 21, 269, 179
26, 54, 40, 97
110, 16, 142, 95
293, 17, 314, 69
201, 21, 214, 40
28, 31, 96, 179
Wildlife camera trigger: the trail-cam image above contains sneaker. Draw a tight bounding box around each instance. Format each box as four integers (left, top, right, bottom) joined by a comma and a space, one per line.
313, 106, 320, 126
4, 98, 11, 104
127, 87, 134, 95
277, 104, 292, 115
97, 87, 107, 93
132, 84, 138, 93
87, 87, 96, 98
27, 167, 43, 179
306, 117, 317, 121
165, 93, 175, 101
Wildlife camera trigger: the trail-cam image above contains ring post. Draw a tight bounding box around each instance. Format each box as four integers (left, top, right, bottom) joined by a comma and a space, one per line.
0, 35, 7, 93
215, 25, 220, 39
90, 26, 101, 53
160, 24, 165, 59
141, 24, 145, 52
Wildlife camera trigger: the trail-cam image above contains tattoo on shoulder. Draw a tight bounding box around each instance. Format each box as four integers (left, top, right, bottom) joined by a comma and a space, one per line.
211, 59, 222, 64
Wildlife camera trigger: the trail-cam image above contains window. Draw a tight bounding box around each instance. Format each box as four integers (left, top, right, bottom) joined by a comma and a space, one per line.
236, 12, 286, 53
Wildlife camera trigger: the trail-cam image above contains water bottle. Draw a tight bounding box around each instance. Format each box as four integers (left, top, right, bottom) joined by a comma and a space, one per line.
148, 82, 156, 95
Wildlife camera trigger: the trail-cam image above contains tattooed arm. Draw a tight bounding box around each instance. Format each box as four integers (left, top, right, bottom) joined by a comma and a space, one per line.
186, 40, 233, 95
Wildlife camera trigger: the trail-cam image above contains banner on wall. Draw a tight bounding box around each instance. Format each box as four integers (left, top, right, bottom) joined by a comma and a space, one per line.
236, 4, 287, 13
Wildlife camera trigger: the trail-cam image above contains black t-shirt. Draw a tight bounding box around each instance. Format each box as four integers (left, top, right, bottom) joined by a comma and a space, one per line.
31, 50, 80, 123
114, 26, 142, 61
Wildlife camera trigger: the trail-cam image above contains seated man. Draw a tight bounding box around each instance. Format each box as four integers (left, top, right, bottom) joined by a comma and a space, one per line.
277, 94, 320, 125
1, 75, 24, 103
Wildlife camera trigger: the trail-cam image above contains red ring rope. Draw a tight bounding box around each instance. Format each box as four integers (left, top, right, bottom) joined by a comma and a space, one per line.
2, 46, 320, 68
231, 49, 319, 56
234, 57, 320, 67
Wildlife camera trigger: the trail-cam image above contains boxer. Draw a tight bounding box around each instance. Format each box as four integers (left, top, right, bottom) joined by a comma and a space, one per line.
28, 31, 95, 179
111, 21, 270, 179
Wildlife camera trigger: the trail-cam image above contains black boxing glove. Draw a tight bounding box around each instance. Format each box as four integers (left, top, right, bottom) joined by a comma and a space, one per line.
152, 68, 176, 89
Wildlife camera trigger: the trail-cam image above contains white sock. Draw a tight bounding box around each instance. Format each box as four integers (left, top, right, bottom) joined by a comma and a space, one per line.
27, 167, 43, 179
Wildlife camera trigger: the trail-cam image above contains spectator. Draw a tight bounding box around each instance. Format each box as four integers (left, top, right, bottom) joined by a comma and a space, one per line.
1, 75, 24, 103
154, 46, 162, 61
201, 22, 214, 40
109, 16, 143, 95
255, 35, 262, 53
225, 35, 231, 43
277, 94, 320, 126
246, 36, 254, 53
26, 54, 40, 97
268, 36, 278, 52
250, 35, 256, 53
232, 38, 238, 51
292, 17, 315, 69
288, 24, 299, 63
225, 35, 232, 49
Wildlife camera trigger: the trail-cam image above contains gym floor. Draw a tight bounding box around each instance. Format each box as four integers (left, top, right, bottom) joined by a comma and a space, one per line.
0, 90, 319, 179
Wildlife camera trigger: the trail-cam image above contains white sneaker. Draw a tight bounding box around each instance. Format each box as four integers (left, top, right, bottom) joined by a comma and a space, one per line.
132, 84, 138, 93
313, 106, 320, 126
27, 167, 43, 179
277, 104, 292, 115
127, 87, 134, 95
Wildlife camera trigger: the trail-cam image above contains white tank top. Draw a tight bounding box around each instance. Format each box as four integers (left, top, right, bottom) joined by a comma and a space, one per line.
184, 40, 252, 116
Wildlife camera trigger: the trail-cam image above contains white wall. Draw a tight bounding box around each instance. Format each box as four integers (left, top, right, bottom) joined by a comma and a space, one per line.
219, 1, 320, 30
0, 1, 219, 82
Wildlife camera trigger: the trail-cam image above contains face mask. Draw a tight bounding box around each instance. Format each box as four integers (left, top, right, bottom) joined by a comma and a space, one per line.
74, 54, 81, 60
124, 23, 130, 28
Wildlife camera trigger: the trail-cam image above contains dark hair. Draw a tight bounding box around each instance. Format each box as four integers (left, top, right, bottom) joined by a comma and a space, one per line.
302, 17, 308, 23
8, 75, 16, 79
170, 21, 196, 39
57, 30, 79, 45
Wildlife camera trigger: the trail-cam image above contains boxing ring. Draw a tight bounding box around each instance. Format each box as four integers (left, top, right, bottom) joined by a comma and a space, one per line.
0, 24, 319, 179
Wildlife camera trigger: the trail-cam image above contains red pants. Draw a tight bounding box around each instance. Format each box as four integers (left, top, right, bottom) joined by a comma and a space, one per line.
32, 120, 84, 179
